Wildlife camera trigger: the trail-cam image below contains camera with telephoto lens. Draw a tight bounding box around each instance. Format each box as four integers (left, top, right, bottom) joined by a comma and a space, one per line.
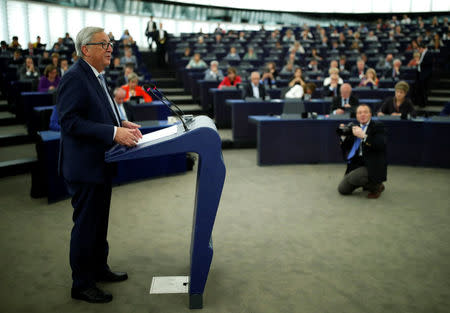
336, 122, 357, 136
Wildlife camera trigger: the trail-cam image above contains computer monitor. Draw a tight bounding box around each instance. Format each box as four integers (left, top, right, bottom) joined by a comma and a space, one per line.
281, 99, 305, 119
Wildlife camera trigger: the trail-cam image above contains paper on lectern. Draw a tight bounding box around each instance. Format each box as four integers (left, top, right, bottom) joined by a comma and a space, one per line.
137, 125, 178, 146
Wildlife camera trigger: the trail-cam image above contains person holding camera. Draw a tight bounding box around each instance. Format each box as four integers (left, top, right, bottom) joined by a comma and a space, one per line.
337, 104, 387, 199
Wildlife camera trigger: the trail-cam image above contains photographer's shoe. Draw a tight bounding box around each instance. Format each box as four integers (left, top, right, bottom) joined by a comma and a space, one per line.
367, 183, 385, 199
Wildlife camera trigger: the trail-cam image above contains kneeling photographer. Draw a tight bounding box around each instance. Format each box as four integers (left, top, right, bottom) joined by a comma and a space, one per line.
337, 104, 387, 199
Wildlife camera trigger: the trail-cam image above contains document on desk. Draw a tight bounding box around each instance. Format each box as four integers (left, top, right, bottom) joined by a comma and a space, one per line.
137, 125, 178, 146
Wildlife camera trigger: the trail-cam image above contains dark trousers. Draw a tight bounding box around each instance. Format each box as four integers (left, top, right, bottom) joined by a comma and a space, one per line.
415, 74, 431, 107
66, 180, 112, 290
338, 166, 380, 195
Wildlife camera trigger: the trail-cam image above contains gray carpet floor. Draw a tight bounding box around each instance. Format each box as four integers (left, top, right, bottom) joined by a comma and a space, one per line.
0, 149, 449, 313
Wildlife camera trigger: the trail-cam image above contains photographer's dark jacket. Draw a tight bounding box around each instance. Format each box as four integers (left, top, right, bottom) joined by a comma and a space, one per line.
340, 119, 387, 183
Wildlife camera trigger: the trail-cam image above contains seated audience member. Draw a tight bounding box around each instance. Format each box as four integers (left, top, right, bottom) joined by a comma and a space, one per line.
38, 65, 60, 92
378, 81, 416, 118
281, 61, 295, 75
330, 83, 359, 115
11, 50, 23, 65
1, 41, 10, 55
59, 59, 70, 76
359, 68, 379, 88
284, 82, 304, 99
186, 53, 207, 69
114, 87, 131, 121
63, 33, 74, 46
204, 60, 224, 81
352, 59, 366, 79
224, 46, 240, 61
322, 73, 341, 98
288, 67, 306, 89
71, 51, 79, 64
311, 48, 323, 61
243, 46, 258, 60
376, 54, 393, 70
9, 36, 22, 49
308, 59, 320, 72
282, 29, 296, 43
39, 51, 51, 66
289, 41, 305, 54
183, 47, 191, 58
24, 43, 35, 56
324, 68, 344, 86
338, 104, 387, 199
401, 14, 411, 24
116, 63, 134, 87
33, 36, 45, 49
120, 48, 137, 67
339, 55, 350, 73
430, 33, 444, 50
406, 39, 419, 52
243, 72, 266, 100
261, 62, 278, 87
51, 53, 60, 68
218, 67, 242, 89
366, 31, 378, 42
110, 57, 122, 70
303, 82, 316, 100
19, 57, 40, 80
383, 59, 402, 80
238, 31, 246, 42
121, 73, 152, 103
407, 52, 421, 67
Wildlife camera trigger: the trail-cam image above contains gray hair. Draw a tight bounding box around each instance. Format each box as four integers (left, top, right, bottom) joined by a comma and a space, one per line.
210, 60, 219, 66
75, 26, 104, 57
114, 87, 126, 96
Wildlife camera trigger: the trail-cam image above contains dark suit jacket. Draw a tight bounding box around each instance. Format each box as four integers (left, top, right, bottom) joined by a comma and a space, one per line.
418, 50, 433, 80
379, 97, 416, 117
330, 95, 359, 115
340, 119, 387, 183
57, 58, 121, 184
243, 82, 266, 100
156, 30, 168, 46
322, 83, 342, 98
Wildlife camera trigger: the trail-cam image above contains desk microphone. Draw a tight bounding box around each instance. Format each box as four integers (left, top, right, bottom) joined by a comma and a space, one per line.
143, 84, 189, 131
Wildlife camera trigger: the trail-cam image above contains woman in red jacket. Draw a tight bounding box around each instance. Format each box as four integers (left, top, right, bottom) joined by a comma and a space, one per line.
121, 72, 153, 102
218, 67, 242, 89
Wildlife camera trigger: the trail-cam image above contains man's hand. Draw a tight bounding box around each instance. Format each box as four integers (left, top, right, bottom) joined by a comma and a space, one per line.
343, 103, 351, 108
336, 108, 345, 115
391, 112, 401, 116
114, 122, 142, 147
352, 126, 366, 139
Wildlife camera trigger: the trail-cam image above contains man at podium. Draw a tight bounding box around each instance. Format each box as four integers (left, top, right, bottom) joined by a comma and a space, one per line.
57, 26, 142, 303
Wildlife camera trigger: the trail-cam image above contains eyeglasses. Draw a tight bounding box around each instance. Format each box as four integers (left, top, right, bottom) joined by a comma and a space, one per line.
85, 41, 114, 50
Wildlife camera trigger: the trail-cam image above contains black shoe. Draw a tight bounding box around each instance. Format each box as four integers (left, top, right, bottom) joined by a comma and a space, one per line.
96, 270, 128, 282
71, 286, 112, 303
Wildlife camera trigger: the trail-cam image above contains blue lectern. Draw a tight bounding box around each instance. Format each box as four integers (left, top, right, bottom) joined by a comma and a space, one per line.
105, 116, 226, 309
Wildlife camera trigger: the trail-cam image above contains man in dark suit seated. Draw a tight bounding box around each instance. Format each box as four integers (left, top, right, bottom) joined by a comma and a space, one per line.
322, 73, 341, 98
243, 71, 266, 100
337, 104, 387, 199
330, 83, 359, 116
57, 26, 143, 303
115, 63, 134, 87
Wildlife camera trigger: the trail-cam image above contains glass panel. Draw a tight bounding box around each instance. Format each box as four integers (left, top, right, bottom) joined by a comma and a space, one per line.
7, 0, 27, 46
28, 3, 48, 46
48, 6, 66, 47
